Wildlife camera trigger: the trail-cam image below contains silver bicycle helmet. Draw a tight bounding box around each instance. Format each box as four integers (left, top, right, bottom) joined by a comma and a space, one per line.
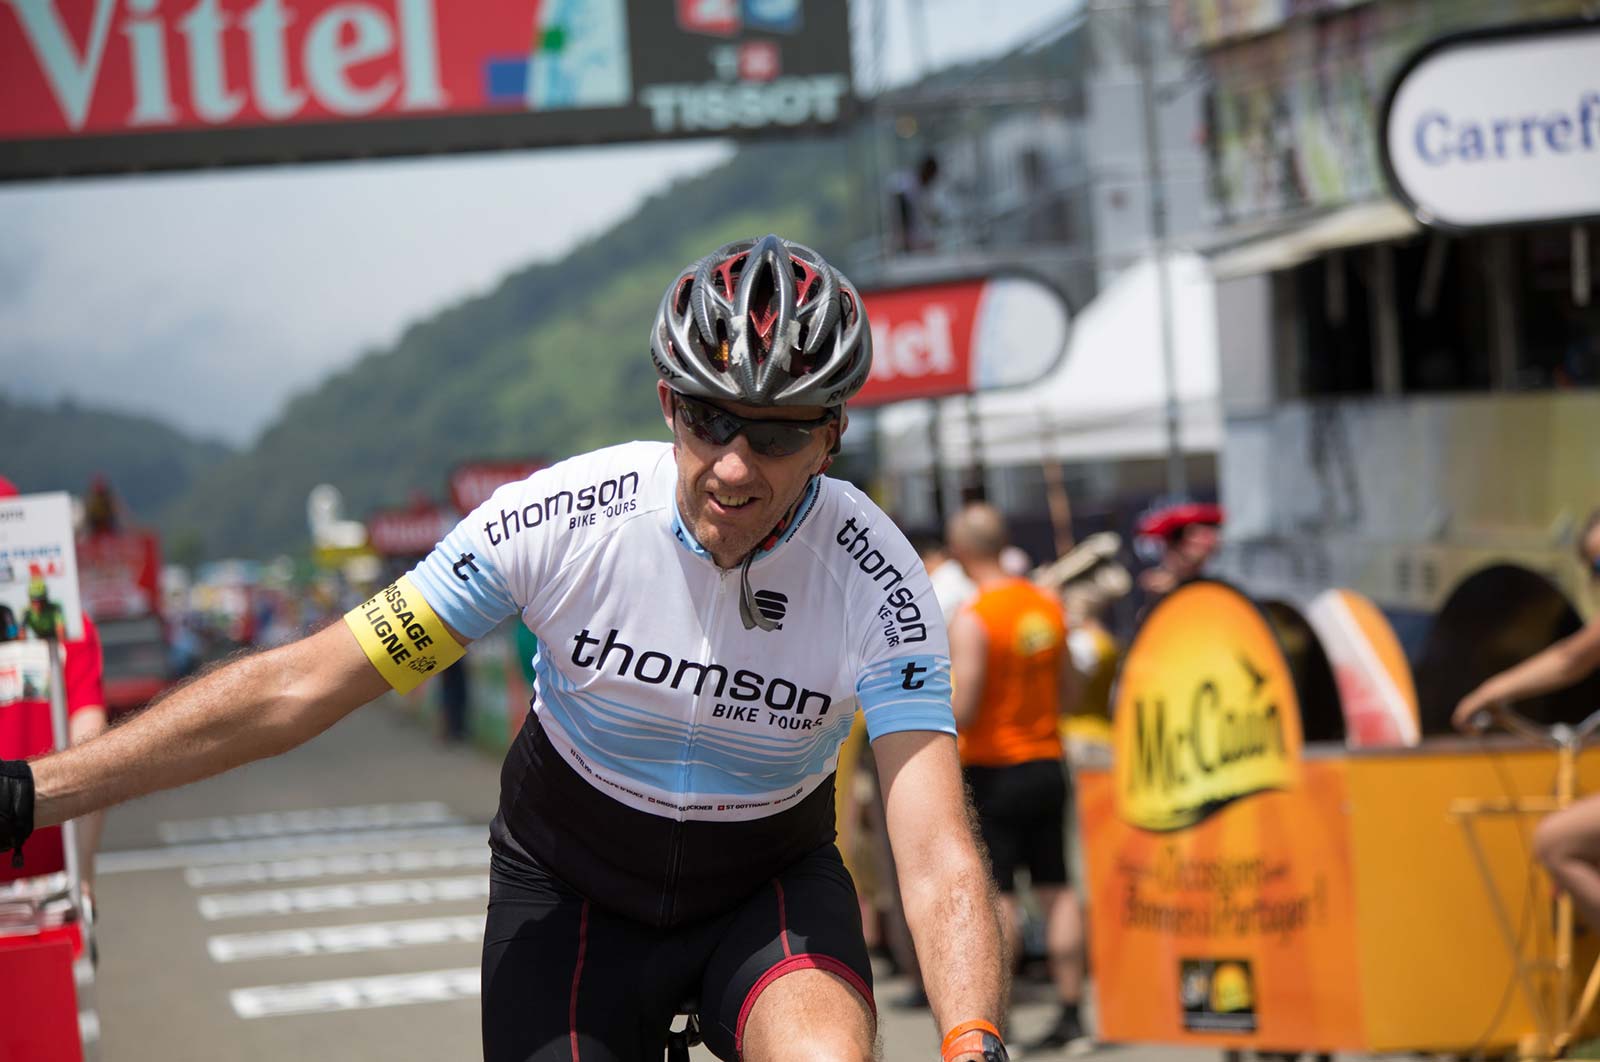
650, 234, 872, 409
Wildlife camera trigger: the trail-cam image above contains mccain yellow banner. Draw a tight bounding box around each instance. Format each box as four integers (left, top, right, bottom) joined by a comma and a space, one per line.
1113, 581, 1303, 831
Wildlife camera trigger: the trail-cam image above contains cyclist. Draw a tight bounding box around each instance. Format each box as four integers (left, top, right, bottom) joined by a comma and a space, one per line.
0, 236, 1010, 1062
1453, 508, 1600, 929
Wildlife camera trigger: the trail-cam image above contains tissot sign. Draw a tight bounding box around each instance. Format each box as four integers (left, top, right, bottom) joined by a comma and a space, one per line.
854, 272, 1069, 409
0, 0, 853, 179
1381, 19, 1600, 229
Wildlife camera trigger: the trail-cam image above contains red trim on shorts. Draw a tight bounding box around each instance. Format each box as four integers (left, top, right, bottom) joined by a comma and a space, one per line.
733, 953, 876, 1058
569, 899, 589, 1061
772, 879, 791, 958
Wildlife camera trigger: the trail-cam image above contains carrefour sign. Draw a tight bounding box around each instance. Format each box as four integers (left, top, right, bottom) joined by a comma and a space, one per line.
1381, 19, 1600, 229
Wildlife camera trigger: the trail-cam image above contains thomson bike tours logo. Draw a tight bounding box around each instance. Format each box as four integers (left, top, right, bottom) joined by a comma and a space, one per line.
1112, 582, 1303, 832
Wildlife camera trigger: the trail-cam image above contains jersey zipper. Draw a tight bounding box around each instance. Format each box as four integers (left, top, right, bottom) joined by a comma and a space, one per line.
658, 564, 731, 925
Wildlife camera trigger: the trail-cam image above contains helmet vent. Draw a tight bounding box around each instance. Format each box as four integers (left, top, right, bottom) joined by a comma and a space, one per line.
748, 265, 779, 347
715, 254, 746, 298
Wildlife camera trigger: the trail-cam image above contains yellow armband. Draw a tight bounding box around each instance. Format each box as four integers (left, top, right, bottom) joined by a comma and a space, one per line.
343, 575, 465, 694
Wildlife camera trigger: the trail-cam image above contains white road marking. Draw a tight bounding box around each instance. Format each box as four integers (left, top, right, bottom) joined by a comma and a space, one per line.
159, 802, 458, 844
184, 847, 489, 888
231, 967, 481, 1019
98, 825, 489, 874
208, 914, 486, 963
198, 875, 490, 920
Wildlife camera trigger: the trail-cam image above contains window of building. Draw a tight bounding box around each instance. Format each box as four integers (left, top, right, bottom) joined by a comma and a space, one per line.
1284, 221, 1599, 400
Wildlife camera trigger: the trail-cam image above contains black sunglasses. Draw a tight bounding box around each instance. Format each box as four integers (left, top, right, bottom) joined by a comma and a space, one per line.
673, 393, 834, 458
1589, 554, 1600, 581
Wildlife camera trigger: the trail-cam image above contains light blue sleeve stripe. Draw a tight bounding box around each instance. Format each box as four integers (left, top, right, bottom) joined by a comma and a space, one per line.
857, 654, 955, 740
409, 525, 519, 640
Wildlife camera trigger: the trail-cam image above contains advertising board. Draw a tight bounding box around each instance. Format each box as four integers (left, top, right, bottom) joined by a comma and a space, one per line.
854, 272, 1069, 408
0, 491, 83, 642
448, 459, 547, 515
1381, 19, 1600, 229
1, 0, 854, 178
1083, 580, 1365, 1046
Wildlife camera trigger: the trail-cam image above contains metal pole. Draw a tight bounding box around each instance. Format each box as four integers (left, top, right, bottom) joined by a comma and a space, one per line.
906, 0, 931, 79
1132, 0, 1186, 498
963, 394, 985, 503
47, 639, 86, 923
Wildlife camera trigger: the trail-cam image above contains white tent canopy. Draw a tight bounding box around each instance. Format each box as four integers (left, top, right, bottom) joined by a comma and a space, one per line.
876, 252, 1220, 474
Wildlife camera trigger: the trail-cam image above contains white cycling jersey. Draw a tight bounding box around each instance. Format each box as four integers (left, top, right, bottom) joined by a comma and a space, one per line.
408, 441, 954, 826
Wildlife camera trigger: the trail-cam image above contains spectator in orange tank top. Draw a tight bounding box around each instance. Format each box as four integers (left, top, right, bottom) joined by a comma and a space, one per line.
946, 502, 1091, 1053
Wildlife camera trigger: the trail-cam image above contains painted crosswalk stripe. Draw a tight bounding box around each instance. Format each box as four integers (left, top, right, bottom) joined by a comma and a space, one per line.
159, 802, 459, 844
230, 967, 480, 1019
98, 824, 489, 874
199, 875, 489, 920
208, 914, 486, 963
185, 846, 489, 888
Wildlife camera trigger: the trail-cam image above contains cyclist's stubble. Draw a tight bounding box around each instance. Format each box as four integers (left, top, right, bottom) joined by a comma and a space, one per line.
660, 386, 838, 569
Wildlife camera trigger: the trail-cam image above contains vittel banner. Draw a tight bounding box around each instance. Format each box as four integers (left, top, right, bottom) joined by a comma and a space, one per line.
854, 272, 1069, 409
0, 0, 853, 179
1381, 19, 1600, 229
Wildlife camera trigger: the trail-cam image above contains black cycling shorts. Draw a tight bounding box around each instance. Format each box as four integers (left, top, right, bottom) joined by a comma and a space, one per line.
481, 844, 874, 1061
964, 758, 1070, 893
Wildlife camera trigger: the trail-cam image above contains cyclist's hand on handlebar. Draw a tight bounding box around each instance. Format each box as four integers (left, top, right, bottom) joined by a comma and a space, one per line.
1451, 691, 1499, 734
0, 759, 35, 867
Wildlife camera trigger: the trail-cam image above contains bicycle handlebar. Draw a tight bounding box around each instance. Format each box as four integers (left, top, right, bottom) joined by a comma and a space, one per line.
1474, 701, 1600, 749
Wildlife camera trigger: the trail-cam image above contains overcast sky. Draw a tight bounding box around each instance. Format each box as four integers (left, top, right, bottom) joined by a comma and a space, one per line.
0, 0, 1079, 445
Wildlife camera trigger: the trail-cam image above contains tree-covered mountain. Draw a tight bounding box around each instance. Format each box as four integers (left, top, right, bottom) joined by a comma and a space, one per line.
17, 17, 1087, 561
1, 394, 234, 525
158, 137, 861, 558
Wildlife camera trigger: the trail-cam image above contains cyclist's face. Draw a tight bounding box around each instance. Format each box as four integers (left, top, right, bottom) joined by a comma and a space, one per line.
1585, 524, 1600, 584
659, 381, 840, 568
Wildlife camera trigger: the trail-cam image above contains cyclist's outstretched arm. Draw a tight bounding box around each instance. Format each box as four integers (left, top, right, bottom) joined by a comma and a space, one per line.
875, 728, 1007, 1056
25, 619, 429, 830
1453, 618, 1600, 731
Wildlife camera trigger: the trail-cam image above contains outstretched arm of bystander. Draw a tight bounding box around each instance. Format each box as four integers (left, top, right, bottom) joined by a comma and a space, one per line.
1452, 618, 1600, 731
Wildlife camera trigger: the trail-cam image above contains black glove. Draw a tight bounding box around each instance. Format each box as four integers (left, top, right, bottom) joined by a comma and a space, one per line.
0, 760, 35, 868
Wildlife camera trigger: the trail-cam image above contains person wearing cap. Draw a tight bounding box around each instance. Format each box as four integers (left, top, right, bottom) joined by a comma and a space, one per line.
20, 576, 67, 642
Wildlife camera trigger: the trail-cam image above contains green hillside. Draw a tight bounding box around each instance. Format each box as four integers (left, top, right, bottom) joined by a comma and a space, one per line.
160, 137, 859, 558
0, 394, 234, 526
16, 19, 1086, 561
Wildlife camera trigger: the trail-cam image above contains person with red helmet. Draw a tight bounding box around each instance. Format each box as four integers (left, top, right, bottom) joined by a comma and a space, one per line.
1133, 501, 1225, 601
0, 238, 1010, 1062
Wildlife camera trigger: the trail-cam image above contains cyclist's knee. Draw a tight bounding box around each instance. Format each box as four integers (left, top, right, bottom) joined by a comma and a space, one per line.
1535, 811, 1579, 871
755, 1029, 872, 1062
1532, 804, 1600, 875
738, 968, 874, 1062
